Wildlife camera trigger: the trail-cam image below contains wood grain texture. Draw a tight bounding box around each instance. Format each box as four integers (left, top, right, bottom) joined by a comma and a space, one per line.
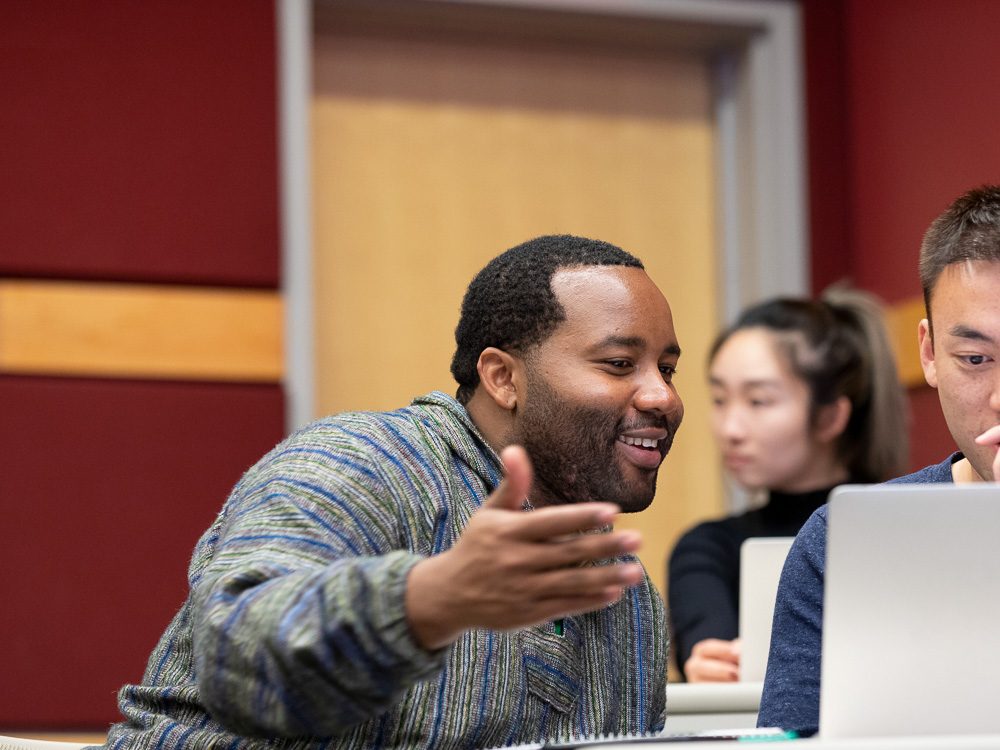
0, 281, 283, 382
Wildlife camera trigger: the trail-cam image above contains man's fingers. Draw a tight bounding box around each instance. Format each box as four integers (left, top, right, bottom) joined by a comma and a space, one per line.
514, 503, 621, 541
484, 446, 534, 512
506, 578, 636, 626
974, 426, 1000, 481
526, 562, 644, 601
974, 425, 1000, 445
523, 529, 642, 570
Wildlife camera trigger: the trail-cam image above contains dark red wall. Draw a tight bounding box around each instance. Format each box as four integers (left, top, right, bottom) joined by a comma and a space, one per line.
0, 1, 284, 729
0, 0, 279, 286
804, 0, 1000, 470
802, 0, 852, 295
0, 377, 284, 726
845, 0, 1000, 304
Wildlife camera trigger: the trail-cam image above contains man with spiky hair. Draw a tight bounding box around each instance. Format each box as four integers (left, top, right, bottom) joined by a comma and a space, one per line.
759, 185, 1000, 736
107, 235, 684, 750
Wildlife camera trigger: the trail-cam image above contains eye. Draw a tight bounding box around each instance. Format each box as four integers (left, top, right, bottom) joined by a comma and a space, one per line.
960, 354, 992, 366
659, 364, 677, 382
601, 359, 634, 374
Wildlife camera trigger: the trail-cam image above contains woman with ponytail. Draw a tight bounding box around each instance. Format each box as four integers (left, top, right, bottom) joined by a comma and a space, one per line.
668, 287, 908, 682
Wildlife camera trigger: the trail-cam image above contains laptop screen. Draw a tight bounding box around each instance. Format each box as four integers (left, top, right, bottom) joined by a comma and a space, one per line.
821, 483, 1000, 739
739, 537, 793, 683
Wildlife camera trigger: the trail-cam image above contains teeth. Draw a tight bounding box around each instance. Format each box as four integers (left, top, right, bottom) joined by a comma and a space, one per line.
619, 436, 660, 448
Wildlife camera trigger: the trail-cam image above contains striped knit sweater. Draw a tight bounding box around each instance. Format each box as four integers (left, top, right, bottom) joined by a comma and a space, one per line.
104, 391, 668, 750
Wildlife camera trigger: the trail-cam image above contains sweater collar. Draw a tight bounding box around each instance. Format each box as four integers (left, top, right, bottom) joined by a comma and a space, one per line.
409, 391, 505, 491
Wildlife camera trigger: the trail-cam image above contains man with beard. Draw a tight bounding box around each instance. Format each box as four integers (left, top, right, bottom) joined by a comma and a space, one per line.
105, 235, 683, 750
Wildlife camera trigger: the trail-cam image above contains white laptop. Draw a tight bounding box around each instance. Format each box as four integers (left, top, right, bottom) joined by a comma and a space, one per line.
821, 483, 1000, 739
738, 537, 794, 682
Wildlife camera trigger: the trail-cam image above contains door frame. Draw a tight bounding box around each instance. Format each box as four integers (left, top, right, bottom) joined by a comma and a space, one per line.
277, 0, 807, 431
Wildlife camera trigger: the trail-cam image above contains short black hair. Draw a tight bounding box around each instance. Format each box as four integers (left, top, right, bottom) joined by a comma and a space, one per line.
920, 184, 1000, 319
451, 234, 644, 404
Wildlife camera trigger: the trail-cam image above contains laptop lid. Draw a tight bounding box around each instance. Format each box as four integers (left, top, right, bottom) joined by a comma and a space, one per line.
821, 483, 1000, 739
738, 537, 794, 682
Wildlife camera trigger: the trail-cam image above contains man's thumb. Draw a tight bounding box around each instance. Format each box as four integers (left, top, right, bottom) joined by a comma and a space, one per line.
485, 445, 533, 510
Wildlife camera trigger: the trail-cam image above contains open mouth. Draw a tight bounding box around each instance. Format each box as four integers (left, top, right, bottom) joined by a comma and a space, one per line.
618, 435, 662, 450
616, 432, 670, 470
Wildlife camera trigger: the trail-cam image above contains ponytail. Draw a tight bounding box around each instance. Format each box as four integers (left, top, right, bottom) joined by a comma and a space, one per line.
820, 285, 908, 482
710, 286, 909, 482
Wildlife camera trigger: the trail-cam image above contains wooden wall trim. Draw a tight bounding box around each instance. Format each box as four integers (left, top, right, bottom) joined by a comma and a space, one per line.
886, 295, 926, 389
0, 281, 283, 382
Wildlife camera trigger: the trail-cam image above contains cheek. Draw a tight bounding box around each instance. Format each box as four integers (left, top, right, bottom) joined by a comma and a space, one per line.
757, 408, 812, 455
936, 369, 983, 410
560, 371, 622, 400
709, 408, 725, 437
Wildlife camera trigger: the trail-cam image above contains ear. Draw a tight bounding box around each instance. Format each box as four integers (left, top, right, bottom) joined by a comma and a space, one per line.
917, 318, 938, 389
814, 395, 852, 444
476, 347, 522, 411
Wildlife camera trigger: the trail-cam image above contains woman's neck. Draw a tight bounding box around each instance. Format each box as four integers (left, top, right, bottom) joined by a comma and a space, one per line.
771, 457, 850, 495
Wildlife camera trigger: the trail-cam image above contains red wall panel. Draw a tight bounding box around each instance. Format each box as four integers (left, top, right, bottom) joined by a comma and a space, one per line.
802, 0, 853, 294
845, 0, 1000, 304
907, 384, 955, 474
0, 0, 280, 286
841, 0, 1000, 466
804, 0, 1000, 470
0, 1, 285, 728
0, 375, 285, 728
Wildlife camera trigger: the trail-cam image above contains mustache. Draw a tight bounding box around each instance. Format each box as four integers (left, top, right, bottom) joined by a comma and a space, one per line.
617, 415, 679, 434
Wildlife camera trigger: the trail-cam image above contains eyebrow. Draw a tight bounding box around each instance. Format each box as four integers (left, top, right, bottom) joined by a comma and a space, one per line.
708, 376, 783, 389
595, 334, 681, 357
947, 324, 997, 344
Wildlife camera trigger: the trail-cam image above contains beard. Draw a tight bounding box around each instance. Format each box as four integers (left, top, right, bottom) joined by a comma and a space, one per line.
510, 371, 680, 512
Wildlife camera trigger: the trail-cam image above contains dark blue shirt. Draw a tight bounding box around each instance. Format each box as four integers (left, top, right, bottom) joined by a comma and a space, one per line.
756, 453, 961, 735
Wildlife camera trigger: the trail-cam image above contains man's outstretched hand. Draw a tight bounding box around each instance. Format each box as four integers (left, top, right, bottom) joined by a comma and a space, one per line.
405, 445, 644, 650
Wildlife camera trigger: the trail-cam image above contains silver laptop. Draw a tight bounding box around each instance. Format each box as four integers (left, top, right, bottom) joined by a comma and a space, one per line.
821, 483, 1000, 739
738, 537, 794, 682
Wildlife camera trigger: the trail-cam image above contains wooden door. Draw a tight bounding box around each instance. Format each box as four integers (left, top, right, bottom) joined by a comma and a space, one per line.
312, 11, 722, 604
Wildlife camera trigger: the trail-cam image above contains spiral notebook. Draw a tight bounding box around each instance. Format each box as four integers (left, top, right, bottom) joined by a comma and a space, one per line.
491, 727, 796, 748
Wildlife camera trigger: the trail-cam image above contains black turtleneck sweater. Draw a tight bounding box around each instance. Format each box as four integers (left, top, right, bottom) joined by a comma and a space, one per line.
667, 486, 834, 679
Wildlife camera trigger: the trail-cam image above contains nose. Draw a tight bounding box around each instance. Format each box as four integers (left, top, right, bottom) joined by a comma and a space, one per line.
633, 367, 682, 418
991, 370, 1000, 413
715, 403, 746, 443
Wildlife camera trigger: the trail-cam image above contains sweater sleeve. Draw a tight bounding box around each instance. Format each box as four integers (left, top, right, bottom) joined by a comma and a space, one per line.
189, 436, 449, 738
756, 506, 827, 736
667, 520, 741, 675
